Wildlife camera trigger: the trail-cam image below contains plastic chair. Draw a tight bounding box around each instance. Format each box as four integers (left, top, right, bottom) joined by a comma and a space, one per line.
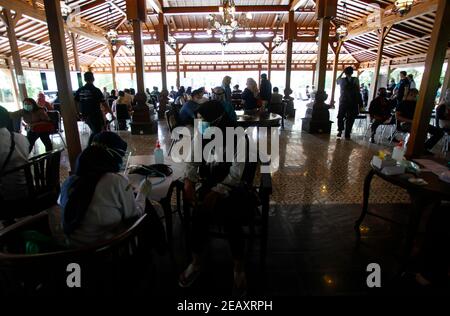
165, 108, 180, 156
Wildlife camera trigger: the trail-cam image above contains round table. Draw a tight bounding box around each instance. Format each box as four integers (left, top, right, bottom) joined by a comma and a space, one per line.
235, 111, 282, 128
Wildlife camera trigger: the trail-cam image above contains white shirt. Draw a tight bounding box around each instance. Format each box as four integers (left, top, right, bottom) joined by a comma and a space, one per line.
60, 173, 146, 247
0, 127, 29, 200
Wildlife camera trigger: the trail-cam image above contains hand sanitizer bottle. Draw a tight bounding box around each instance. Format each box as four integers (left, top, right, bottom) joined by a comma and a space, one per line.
392, 141, 405, 162
154, 140, 164, 164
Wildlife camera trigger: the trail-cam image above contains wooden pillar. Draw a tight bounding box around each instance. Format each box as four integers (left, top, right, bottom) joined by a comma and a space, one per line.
183, 65, 187, 78
258, 64, 262, 87
369, 26, 392, 102
284, 10, 295, 95
43, 0, 82, 171
330, 40, 343, 105
132, 19, 145, 93
311, 67, 316, 88
6, 57, 20, 109
2, 9, 27, 101
314, 0, 337, 93
70, 32, 83, 89
158, 12, 167, 91
406, 0, 450, 158
268, 42, 273, 82
174, 43, 183, 89
109, 45, 117, 91
440, 60, 450, 103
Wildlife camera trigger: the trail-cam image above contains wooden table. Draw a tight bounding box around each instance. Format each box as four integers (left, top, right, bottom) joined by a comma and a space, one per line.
235, 110, 282, 128
355, 159, 450, 268
126, 155, 185, 246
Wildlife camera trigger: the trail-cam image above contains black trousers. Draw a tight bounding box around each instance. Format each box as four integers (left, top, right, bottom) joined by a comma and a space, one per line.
27, 131, 53, 153
190, 190, 255, 260
86, 113, 105, 145
337, 106, 357, 136
400, 123, 444, 150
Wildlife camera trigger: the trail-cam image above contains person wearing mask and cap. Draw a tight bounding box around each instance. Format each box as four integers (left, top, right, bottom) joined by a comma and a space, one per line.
58, 132, 153, 247
179, 100, 255, 296
336, 66, 363, 139
221, 76, 232, 102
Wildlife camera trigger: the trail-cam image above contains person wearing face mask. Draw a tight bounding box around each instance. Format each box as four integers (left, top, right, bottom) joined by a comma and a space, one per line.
179, 100, 256, 295
178, 88, 205, 126
396, 88, 444, 154
436, 88, 450, 130
368, 88, 395, 143
11, 98, 54, 153
58, 132, 151, 247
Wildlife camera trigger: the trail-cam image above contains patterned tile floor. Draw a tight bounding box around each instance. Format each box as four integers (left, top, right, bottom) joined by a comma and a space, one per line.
30, 100, 450, 296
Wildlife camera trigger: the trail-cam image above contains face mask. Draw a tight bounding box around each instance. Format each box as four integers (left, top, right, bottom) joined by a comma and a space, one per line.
23, 104, 33, 111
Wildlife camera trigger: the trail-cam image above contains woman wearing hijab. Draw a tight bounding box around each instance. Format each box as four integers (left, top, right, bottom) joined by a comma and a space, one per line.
58, 132, 150, 247
11, 98, 54, 153
37, 92, 53, 111
241, 78, 259, 111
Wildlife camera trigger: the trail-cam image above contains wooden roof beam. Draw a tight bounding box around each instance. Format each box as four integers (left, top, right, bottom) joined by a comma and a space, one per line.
346, 0, 438, 40
162, 5, 311, 15
147, 0, 162, 14
0, 0, 109, 44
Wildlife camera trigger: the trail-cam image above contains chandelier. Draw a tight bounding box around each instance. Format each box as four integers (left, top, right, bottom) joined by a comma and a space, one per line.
272, 15, 284, 47
106, 4, 118, 44
60, 0, 72, 21
168, 36, 177, 49
335, 0, 348, 40
394, 0, 414, 16
206, 0, 253, 46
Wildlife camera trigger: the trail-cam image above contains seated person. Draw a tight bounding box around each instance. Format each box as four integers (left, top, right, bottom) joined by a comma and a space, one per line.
211, 86, 237, 122
368, 87, 394, 143
178, 88, 204, 126
0, 105, 30, 202
436, 88, 450, 130
58, 132, 151, 247
283, 88, 295, 117
179, 100, 254, 294
396, 88, 444, 154
131, 93, 150, 123
271, 87, 283, 105
310, 90, 331, 122
232, 85, 242, 100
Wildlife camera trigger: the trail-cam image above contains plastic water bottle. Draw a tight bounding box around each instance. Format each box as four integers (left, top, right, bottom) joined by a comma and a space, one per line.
154, 140, 164, 164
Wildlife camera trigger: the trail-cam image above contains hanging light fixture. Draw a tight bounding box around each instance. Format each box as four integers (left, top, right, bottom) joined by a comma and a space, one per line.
272, 15, 284, 47
60, 0, 72, 22
168, 36, 177, 49
394, 0, 414, 16
335, 0, 348, 40
126, 38, 134, 50
206, 0, 253, 46
106, 4, 118, 44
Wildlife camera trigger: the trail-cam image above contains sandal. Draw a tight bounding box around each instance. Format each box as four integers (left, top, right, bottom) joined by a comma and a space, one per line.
179, 264, 201, 288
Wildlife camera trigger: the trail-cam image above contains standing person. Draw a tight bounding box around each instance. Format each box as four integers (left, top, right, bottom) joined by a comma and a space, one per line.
241, 78, 259, 111
360, 83, 369, 109
107, 90, 117, 108
11, 98, 54, 153
368, 88, 394, 143
259, 73, 272, 109
221, 76, 232, 102
436, 88, 450, 129
407, 74, 416, 90
75, 72, 113, 142
305, 85, 311, 100
387, 78, 396, 98
37, 92, 53, 111
102, 87, 110, 100
393, 71, 410, 106
336, 66, 363, 139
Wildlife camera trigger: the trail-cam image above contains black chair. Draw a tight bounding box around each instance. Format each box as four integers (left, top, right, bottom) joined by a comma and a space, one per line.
165, 108, 180, 155
0, 211, 150, 294
47, 110, 66, 147
181, 161, 273, 266
115, 104, 130, 131
0, 149, 63, 223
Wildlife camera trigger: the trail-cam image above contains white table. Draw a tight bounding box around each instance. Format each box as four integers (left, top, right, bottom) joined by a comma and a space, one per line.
125, 155, 185, 246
